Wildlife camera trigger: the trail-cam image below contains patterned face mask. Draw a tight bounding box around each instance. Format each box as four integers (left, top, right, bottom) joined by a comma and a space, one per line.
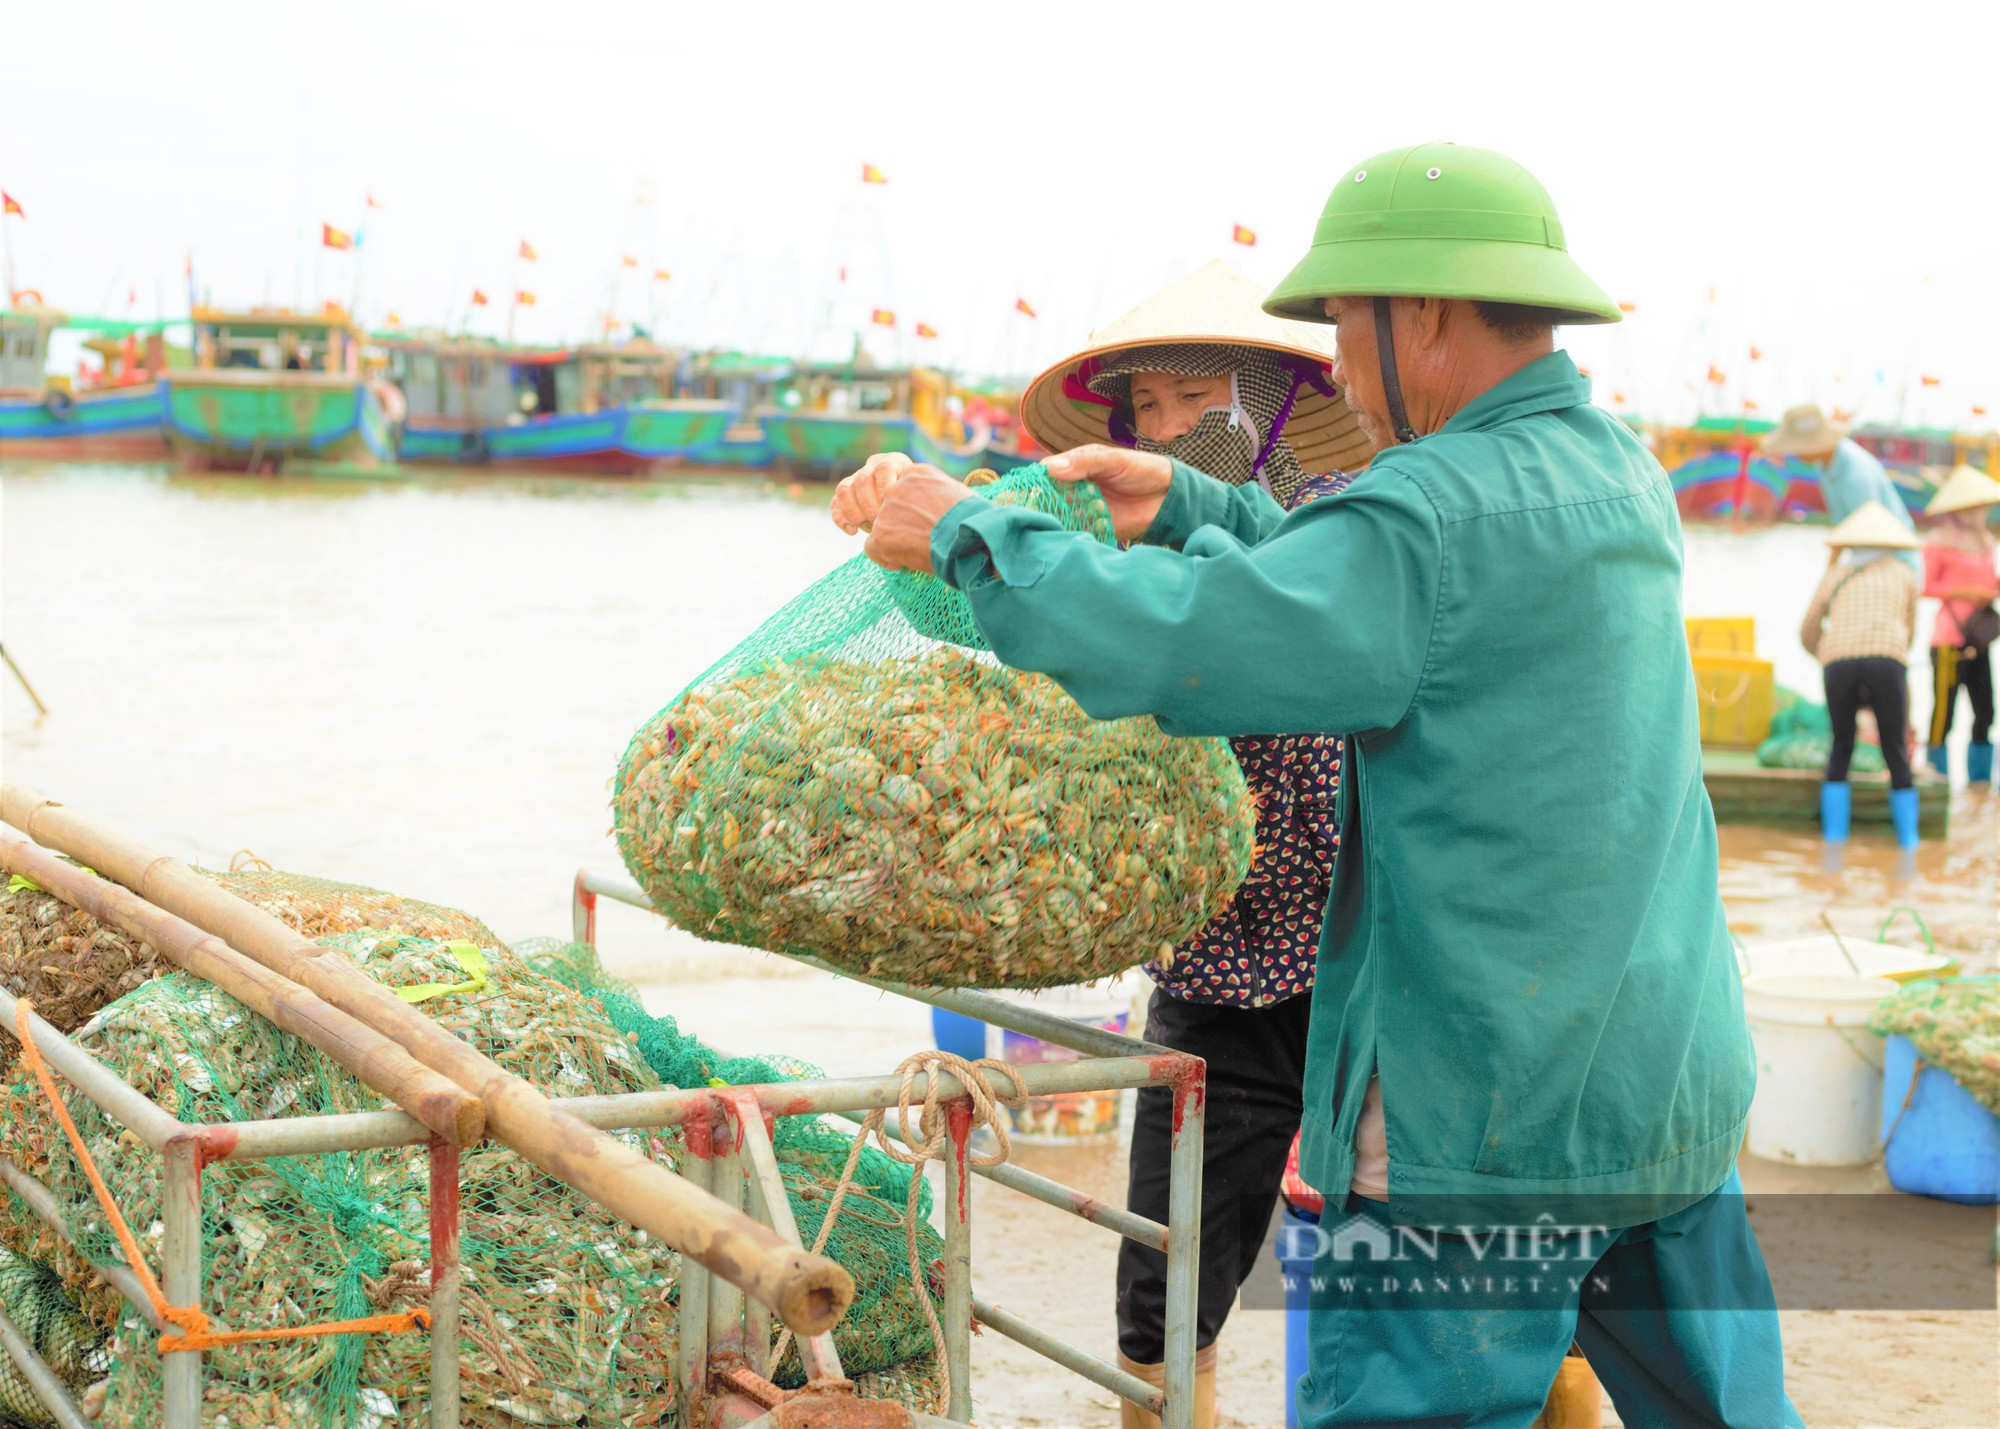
1086, 342, 1315, 506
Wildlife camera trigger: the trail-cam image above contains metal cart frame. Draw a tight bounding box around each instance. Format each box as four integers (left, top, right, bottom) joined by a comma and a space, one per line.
0, 868, 1207, 1429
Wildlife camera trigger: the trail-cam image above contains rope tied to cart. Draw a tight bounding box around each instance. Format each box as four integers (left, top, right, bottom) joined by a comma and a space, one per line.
771, 1048, 1027, 1411
11, 998, 432, 1355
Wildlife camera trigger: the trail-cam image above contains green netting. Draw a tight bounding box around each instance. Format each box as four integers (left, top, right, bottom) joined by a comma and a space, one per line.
1871, 977, 2000, 1114
612, 460, 1255, 988
0, 931, 681, 1427
1756, 685, 1886, 772
0, 1248, 107, 1429
515, 939, 942, 1385
0, 866, 500, 1066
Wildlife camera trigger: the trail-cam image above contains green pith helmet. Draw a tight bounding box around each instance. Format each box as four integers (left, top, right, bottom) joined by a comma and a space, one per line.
1265, 143, 1623, 326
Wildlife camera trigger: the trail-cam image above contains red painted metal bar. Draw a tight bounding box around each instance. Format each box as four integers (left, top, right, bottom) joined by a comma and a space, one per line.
428, 1134, 462, 1429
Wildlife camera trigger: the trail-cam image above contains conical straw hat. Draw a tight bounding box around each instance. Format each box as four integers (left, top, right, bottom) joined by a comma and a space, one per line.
1824, 500, 1920, 549
1924, 463, 2000, 516
1019, 260, 1375, 474
1761, 404, 1851, 458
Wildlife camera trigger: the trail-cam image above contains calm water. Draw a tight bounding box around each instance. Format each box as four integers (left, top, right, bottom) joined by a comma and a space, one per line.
2, 461, 1994, 980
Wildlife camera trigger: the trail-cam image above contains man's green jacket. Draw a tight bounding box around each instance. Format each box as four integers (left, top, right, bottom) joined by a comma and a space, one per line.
928, 351, 1753, 1220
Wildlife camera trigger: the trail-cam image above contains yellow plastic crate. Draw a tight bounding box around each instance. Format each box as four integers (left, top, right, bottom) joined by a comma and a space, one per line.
1693, 653, 1775, 747
1687, 616, 1757, 656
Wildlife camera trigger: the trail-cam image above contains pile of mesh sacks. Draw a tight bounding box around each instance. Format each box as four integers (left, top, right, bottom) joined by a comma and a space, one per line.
0, 874, 944, 1425
1756, 685, 1886, 773
613, 462, 1256, 988
1871, 976, 2000, 1115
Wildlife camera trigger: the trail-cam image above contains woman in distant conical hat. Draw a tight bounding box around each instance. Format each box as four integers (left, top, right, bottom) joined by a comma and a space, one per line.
1799, 501, 1923, 850
1919, 464, 2000, 786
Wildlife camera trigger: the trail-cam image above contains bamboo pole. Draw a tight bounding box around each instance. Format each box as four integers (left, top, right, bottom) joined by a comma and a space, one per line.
0, 838, 484, 1146
0, 784, 854, 1336
0, 644, 48, 717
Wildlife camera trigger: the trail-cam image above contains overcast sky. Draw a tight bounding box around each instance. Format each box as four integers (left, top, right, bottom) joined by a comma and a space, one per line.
2, 0, 1994, 427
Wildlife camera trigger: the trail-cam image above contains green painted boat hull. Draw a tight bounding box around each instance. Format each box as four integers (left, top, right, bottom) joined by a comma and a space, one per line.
163, 376, 391, 470
760, 411, 1005, 481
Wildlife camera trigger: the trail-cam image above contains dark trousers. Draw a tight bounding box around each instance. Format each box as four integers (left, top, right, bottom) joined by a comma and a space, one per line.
1929, 644, 1994, 745
1116, 987, 1312, 1362
1824, 656, 1913, 789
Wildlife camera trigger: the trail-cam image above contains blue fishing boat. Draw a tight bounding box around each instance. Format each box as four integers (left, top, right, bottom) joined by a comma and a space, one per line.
0, 306, 171, 460
384, 336, 733, 474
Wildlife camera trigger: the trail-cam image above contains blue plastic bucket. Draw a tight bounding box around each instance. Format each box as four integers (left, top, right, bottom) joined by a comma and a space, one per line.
929, 1005, 988, 1064
1276, 1203, 1319, 1429
1882, 1034, 2000, 1205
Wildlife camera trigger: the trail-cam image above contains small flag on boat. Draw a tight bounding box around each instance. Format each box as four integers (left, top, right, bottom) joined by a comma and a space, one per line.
1748, 344, 1764, 361
602, 314, 619, 332
871, 308, 896, 327
621, 254, 638, 268
1617, 301, 1638, 313
1744, 398, 1760, 412
471, 288, 490, 307
1920, 374, 1942, 387
519, 240, 538, 261
385, 311, 402, 326
837, 265, 847, 284
126, 287, 137, 306
516, 290, 537, 306
321, 223, 354, 251
915, 322, 938, 339
862, 163, 888, 185
1974, 404, 1989, 417
653, 268, 671, 282
183, 250, 193, 279
1613, 391, 1628, 405
1, 191, 23, 219
367, 191, 384, 210
1231, 224, 1257, 247
1706, 365, 1726, 385
1015, 297, 1037, 319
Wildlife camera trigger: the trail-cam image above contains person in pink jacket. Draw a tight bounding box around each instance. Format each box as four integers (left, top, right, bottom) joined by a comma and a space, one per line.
1921, 465, 2000, 786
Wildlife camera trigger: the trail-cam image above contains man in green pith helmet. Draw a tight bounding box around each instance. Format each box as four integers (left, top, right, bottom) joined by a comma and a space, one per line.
837, 142, 1799, 1426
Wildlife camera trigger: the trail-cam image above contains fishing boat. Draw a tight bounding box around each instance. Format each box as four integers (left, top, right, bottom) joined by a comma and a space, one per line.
0, 306, 171, 461
383, 335, 734, 474
676, 350, 793, 470
760, 363, 1019, 481
1660, 417, 1990, 523
164, 306, 392, 472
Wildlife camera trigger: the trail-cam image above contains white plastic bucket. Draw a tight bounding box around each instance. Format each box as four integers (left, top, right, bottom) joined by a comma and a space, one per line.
985, 982, 1132, 1142
1742, 974, 1899, 1166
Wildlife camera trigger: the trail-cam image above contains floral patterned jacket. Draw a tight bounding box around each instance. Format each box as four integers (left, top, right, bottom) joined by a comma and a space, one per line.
1144, 473, 1349, 1007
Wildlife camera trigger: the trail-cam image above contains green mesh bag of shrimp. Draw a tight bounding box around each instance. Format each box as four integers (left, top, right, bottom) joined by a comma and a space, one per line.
611, 462, 1255, 989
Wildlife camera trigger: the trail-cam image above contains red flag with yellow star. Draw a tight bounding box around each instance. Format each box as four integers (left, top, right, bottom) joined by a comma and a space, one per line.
1, 192, 23, 219
1231, 224, 1256, 247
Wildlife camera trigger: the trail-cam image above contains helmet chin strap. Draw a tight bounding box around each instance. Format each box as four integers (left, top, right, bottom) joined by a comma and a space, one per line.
1372, 296, 1420, 445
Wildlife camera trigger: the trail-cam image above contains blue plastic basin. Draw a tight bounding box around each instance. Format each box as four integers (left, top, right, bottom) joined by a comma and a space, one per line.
1882, 1034, 2000, 1205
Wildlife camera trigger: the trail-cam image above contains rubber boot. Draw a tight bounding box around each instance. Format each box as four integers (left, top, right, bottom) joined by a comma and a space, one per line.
1117, 1345, 1215, 1429
1970, 742, 1995, 787
1926, 744, 1951, 779
1890, 786, 1921, 851
1820, 781, 1851, 841
1529, 1351, 1605, 1429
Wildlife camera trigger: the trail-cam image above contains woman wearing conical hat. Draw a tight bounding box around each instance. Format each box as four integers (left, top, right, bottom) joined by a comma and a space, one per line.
1920, 464, 2000, 786
1013, 261, 1372, 1428
1799, 501, 1923, 849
